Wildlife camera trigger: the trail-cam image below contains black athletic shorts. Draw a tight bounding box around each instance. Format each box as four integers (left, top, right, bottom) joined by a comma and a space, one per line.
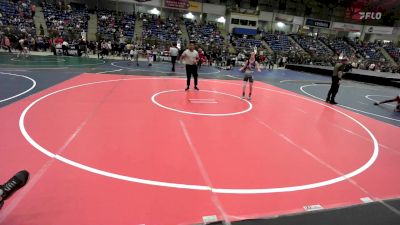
243, 74, 254, 83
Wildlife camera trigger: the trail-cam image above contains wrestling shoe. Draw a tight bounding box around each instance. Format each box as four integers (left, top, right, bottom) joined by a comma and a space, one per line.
0, 170, 30, 202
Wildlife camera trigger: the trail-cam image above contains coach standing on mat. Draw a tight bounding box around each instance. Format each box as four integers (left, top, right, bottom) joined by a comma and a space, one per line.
180, 41, 199, 91
326, 58, 348, 104
170, 42, 179, 72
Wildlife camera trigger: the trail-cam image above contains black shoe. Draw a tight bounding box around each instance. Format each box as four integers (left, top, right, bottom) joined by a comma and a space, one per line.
326, 98, 330, 102
0, 170, 29, 202
194, 86, 199, 91
330, 101, 338, 105
374, 102, 379, 105
185, 86, 189, 91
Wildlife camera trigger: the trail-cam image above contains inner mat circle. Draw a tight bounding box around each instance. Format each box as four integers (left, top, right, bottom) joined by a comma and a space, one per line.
152, 89, 252, 116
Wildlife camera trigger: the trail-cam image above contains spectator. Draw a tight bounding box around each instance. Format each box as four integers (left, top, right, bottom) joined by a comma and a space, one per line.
2, 36, 12, 53
169, 42, 179, 72
62, 40, 69, 55
40, 24, 44, 36
31, 4, 36, 17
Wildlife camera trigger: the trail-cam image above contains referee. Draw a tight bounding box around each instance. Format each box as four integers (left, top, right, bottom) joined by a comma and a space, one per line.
180, 41, 199, 91
326, 58, 348, 104
169, 42, 179, 72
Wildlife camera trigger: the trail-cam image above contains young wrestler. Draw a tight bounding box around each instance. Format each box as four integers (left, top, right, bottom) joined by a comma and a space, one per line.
240, 52, 261, 100
374, 95, 400, 112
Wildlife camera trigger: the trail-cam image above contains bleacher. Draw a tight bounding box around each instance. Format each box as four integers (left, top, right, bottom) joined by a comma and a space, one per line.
383, 42, 400, 63
234, 38, 261, 52
292, 35, 333, 57
0, 0, 35, 35
365, 44, 383, 61
43, 2, 88, 36
185, 20, 224, 46
346, 39, 385, 61
142, 15, 180, 42
97, 10, 135, 41
263, 33, 292, 53
363, 42, 384, 61
319, 37, 355, 57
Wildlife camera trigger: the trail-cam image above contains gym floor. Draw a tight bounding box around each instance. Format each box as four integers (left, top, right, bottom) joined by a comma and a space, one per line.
0, 53, 399, 225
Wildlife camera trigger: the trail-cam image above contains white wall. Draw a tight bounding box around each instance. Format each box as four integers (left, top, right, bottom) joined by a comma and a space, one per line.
293, 16, 304, 25
228, 13, 258, 33
274, 13, 294, 23
97, 0, 135, 13
113, 0, 161, 7
116, 2, 134, 14
207, 14, 225, 23
259, 11, 273, 22
347, 32, 361, 40
258, 21, 271, 32
365, 34, 398, 42
272, 22, 292, 34
136, 4, 155, 14
203, 3, 225, 16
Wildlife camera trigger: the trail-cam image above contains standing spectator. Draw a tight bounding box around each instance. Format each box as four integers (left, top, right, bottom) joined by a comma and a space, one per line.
169, 42, 179, 72
268, 58, 274, 70
40, 24, 44, 36
31, 4, 36, 17
62, 40, 69, 55
180, 41, 199, 91
197, 48, 206, 69
97, 41, 102, 59
326, 58, 348, 104
100, 40, 108, 58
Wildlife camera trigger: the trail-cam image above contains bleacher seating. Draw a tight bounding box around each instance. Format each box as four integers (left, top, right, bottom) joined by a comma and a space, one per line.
346, 39, 385, 61
292, 35, 333, 57
319, 37, 355, 57
383, 42, 400, 63
142, 15, 180, 42
97, 10, 135, 40
234, 38, 261, 52
0, 0, 35, 35
263, 32, 292, 53
361, 42, 383, 61
43, 2, 88, 36
364, 42, 384, 60
185, 20, 224, 46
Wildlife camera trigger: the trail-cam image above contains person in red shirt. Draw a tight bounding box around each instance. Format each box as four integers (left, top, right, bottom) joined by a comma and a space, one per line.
55, 36, 64, 45
197, 48, 207, 69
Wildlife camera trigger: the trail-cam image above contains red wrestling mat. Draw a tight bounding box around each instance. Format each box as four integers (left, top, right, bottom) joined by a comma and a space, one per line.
0, 74, 399, 225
